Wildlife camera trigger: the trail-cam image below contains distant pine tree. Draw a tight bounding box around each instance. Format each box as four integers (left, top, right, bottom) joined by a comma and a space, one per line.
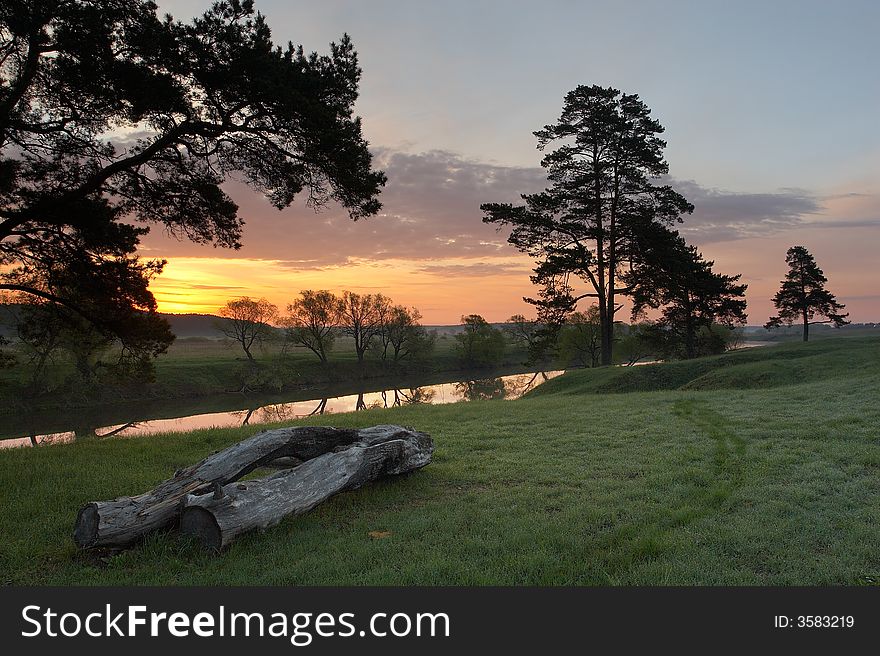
765, 246, 849, 341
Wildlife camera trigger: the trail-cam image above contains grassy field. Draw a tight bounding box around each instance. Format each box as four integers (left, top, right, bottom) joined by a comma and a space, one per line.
0, 335, 878, 585
743, 324, 880, 342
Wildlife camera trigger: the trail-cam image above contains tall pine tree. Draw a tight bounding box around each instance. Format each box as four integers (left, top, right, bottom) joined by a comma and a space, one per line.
765, 246, 849, 341
482, 85, 692, 365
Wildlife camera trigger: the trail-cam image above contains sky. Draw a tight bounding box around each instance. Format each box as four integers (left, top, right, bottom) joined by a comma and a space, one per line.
146, 0, 880, 323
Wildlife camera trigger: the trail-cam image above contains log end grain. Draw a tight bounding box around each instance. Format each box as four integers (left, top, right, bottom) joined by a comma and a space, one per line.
179, 505, 224, 552
73, 503, 99, 548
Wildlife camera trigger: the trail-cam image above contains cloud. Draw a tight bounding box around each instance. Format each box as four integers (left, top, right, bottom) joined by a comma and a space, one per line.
188, 284, 248, 290
416, 262, 531, 277
671, 179, 822, 242
139, 148, 878, 264
803, 218, 880, 229
674, 181, 880, 243
140, 148, 548, 268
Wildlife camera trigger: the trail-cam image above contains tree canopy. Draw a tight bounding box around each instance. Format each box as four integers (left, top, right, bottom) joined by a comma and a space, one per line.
765, 246, 849, 341
558, 304, 602, 368
281, 290, 433, 368
376, 305, 434, 365
482, 84, 693, 365
282, 289, 341, 363
216, 296, 278, 361
503, 313, 543, 363
628, 231, 747, 359
338, 291, 390, 365
0, 0, 385, 366
453, 314, 505, 368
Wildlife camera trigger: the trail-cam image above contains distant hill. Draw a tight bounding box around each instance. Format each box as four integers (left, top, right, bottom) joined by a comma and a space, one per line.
0, 305, 505, 340
160, 313, 229, 338
0, 305, 230, 340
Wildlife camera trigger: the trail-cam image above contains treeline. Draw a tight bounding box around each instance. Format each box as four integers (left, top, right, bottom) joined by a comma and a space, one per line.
0, 299, 171, 401
506, 307, 742, 370
1, 236, 852, 405
216, 291, 436, 368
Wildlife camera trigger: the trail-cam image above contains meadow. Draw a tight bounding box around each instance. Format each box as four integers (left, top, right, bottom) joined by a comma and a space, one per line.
0, 335, 877, 585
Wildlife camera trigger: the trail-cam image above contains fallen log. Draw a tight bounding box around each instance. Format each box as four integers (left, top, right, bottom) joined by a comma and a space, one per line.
73, 425, 430, 550
180, 429, 433, 550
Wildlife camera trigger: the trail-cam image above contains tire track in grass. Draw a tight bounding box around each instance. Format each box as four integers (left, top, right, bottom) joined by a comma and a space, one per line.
582, 399, 749, 583
670, 398, 747, 512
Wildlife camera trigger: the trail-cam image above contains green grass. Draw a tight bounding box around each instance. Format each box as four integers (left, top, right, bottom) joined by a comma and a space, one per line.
530, 336, 877, 395
0, 336, 878, 585
744, 324, 880, 342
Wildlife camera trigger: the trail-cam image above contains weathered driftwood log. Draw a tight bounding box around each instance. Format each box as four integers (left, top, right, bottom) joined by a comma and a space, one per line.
73, 425, 430, 549
179, 428, 433, 551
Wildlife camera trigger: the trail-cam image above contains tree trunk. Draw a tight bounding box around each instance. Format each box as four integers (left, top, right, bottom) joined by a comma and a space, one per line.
242, 335, 255, 361
685, 322, 696, 359
803, 309, 809, 341
600, 315, 614, 366
73, 425, 429, 550
604, 270, 615, 367
180, 430, 433, 551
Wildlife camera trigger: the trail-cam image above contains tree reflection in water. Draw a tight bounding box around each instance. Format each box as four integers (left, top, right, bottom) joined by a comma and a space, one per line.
454, 378, 506, 401
231, 386, 438, 424
255, 403, 304, 424
239, 375, 552, 422
235, 400, 329, 426
309, 398, 328, 416
95, 421, 139, 438
455, 372, 550, 401
25, 419, 141, 447
27, 431, 72, 446
380, 388, 436, 408
502, 371, 549, 398
398, 387, 436, 405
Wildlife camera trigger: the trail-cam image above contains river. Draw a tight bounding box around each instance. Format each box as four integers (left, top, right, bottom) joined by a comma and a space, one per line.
0, 370, 564, 449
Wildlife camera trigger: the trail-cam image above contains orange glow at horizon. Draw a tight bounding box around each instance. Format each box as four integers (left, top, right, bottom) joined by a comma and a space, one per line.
150, 223, 880, 325
150, 256, 538, 324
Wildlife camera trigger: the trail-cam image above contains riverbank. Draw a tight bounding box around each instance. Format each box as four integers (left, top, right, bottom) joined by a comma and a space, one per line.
0, 369, 563, 447
0, 335, 877, 585
0, 335, 534, 415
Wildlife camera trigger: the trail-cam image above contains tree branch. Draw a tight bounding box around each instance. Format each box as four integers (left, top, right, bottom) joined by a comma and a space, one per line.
0, 283, 91, 321
0, 31, 44, 143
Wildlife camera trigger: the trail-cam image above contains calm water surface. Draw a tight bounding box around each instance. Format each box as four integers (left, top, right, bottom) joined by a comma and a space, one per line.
1, 370, 564, 449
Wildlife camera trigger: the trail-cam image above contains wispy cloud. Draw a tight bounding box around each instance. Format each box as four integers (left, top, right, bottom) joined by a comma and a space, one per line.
140, 149, 547, 268
416, 262, 531, 277
672, 179, 822, 242
188, 283, 248, 290
140, 148, 878, 266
